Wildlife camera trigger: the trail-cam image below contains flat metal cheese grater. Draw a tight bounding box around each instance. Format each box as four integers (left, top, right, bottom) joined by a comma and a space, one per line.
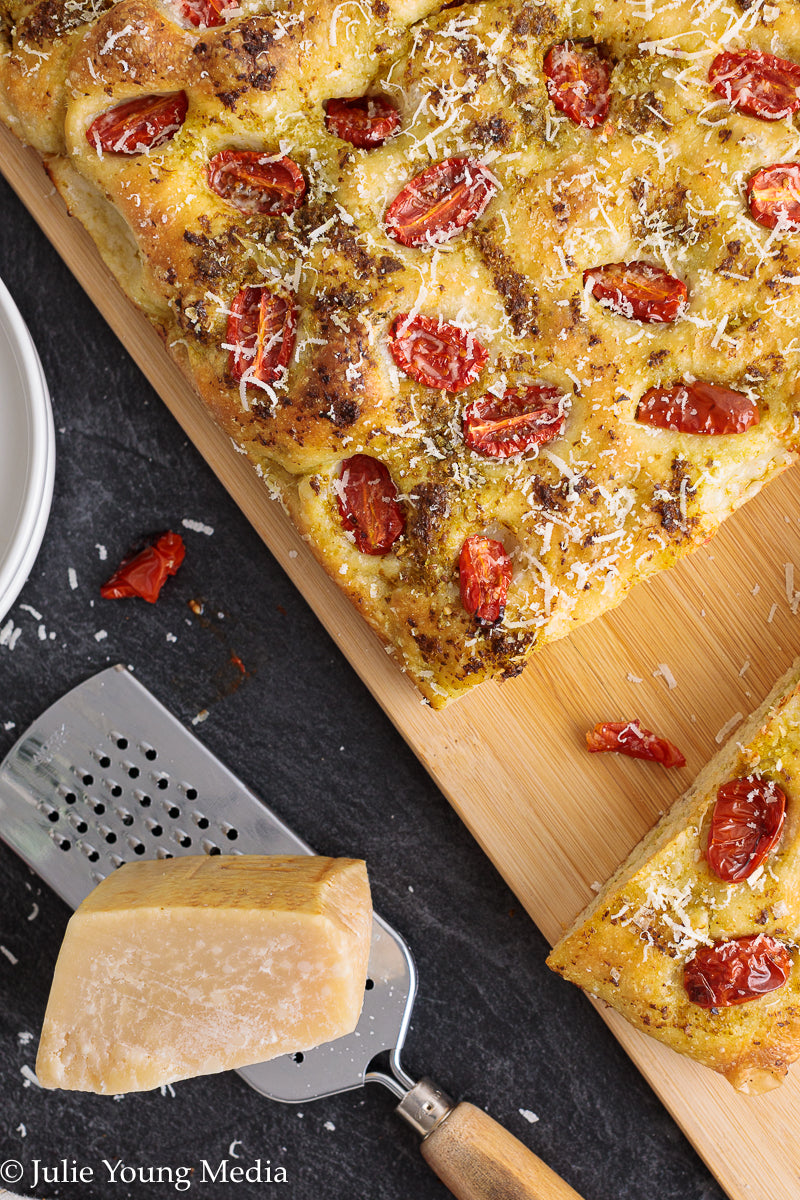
0, 666, 583, 1200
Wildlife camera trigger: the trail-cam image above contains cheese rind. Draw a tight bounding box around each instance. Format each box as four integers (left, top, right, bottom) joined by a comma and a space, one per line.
35, 855, 372, 1094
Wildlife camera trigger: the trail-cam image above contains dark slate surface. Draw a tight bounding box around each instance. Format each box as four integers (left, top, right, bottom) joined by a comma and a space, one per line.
0, 173, 728, 1200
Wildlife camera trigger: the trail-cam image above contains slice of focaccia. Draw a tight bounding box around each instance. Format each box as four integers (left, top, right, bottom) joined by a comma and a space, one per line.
548, 662, 800, 1095
2, 0, 800, 704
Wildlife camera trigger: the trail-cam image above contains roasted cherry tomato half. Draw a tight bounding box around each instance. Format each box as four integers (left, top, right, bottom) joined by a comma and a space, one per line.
207, 152, 306, 215
583, 261, 688, 323
707, 777, 786, 882
586, 720, 686, 768
389, 313, 488, 392
746, 163, 800, 231
459, 534, 512, 625
385, 157, 497, 247
101, 532, 186, 603
463, 386, 566, 458
86, 92, 189, 155
543, 40, 612, 128
324, 96, 401, 148
336, 455, 404, 555
177, 0, 226, 26
709, 50, 800, 121
684, 935, 792, 1008
636, 380, 759, 435
226, 286, 297, 384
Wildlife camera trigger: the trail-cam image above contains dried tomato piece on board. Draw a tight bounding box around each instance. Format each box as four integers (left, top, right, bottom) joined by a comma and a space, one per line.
336, 455, 404, 555
707, 777, 786, 882
207, 152, 306, 215
86, 93, 189, 155
586, 720, 686, 768
459, 535, 512, 625
463, 386, 566, 457
709, 50, 800, 120
543, 40, 612, 128
324, 96, 401, 147
684, 935, 792, 1008
226, 287, 297, 384
385, 158, 497, 247
178, 0, 226, 26
746, 163, 800, 231
583, 261, 688, 323
101, 532, 186, 603
636, 381, 759, 435
389, 314, 488, 392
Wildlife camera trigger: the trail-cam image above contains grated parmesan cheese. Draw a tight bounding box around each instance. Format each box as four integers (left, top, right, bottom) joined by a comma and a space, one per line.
715, 712, 743, 743
653, 663, 677, 690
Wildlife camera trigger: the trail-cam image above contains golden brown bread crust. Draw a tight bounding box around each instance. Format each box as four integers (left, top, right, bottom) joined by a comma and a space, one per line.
2, 0, 800, 702
547, 661, 800, 1094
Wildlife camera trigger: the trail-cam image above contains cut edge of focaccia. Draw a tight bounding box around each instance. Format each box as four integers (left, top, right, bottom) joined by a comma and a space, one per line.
45, 157, 168, 321
547, 660, 800, 1095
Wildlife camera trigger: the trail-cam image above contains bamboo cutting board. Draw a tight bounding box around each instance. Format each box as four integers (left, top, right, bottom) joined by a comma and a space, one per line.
3, 124, 800, 1200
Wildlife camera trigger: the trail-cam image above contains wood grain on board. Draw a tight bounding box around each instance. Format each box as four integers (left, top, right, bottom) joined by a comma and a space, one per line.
3, 123, 800, 1200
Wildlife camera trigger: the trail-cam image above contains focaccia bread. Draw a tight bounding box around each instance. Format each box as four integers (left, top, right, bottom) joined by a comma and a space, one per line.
2, 0, 800, 704
548, 661, 800, 1095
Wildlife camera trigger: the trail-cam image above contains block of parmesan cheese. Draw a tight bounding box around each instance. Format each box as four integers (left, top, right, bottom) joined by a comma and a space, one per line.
36, 854, 372, 1094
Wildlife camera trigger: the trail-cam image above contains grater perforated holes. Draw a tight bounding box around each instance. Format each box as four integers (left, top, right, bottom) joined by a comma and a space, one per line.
185, 787, 197, 801
145, 821, 163, 837
114, 736, 129, 750
134, 791, 152, 808
156, 777, 169, 791
173, 830, 192, 848
128, 838, 146, 855
92, 801, 106, 815
77, 842, 100, 863
43, 808, 59, 823
127, 765, 140, 779
142, 746, 157, 761
68, 815, 88, 834
165, 804, 180, 819
201, 838, 220, 855
192, 813, 210, 830
82, 773, 94, 786
116, 809, 134, 827
61, 791, 77, 805
222, 824, 239, 841
156, 848, 173, 860
51, 829, 71, 851
98, 755, 111, 769
110, 854, 126, 869
99, 825, 117, 845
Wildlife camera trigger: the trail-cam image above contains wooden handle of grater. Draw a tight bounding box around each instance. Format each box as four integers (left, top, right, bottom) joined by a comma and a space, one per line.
420, 1101, 585, 1200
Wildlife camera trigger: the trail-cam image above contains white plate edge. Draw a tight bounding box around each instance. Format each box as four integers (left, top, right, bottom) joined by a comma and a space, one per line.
0, 277, 56, 622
